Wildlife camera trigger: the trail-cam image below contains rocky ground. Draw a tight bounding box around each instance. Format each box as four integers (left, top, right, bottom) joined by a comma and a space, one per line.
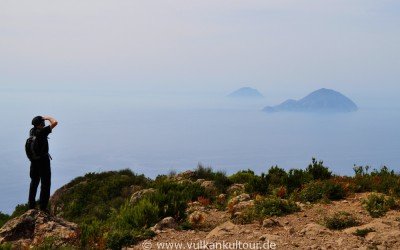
2, 180, 400, 249
0, 209, 78, 248
130, 193, 400, 250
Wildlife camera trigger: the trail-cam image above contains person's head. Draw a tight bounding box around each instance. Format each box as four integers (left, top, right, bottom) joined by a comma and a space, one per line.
32, 116, 45, 128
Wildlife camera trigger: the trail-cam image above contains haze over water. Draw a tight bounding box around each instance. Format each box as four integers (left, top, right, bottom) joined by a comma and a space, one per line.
1, 89, 399, 213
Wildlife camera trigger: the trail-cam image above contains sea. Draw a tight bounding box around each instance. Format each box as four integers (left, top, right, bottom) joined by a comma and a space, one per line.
0, 89, 399, 214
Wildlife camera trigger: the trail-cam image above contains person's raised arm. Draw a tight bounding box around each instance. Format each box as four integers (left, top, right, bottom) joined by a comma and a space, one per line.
43, 116, 58, 129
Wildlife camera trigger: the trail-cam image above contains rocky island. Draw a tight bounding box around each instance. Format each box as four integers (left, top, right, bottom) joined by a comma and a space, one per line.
227, 87, 264, 99
263, 88, 358, 113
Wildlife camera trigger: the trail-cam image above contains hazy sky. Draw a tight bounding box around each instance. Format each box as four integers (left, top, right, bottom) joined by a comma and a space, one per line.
1, 0, 399, 102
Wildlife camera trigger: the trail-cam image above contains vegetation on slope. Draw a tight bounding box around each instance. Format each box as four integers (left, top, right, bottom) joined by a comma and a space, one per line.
2, 159, 400, 249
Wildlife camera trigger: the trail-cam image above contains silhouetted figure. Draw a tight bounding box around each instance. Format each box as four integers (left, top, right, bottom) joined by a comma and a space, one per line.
27, 116, 58, 211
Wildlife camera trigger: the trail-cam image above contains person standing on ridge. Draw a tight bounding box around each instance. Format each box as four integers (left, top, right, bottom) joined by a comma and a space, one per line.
27, 115, 58, 212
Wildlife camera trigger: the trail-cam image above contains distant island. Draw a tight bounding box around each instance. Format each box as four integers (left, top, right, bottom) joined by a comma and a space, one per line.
227, 87, 264, 99
263, 88, 358, 113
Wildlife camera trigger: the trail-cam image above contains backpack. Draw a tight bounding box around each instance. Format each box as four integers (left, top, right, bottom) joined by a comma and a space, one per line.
25, 129, 41, 161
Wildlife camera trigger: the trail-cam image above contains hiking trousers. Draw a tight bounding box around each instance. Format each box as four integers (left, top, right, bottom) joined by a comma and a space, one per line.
28, 156, 51, 210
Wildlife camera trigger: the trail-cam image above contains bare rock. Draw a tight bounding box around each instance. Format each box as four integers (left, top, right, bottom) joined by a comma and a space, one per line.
259, 234, 281, 242
365, 230, 400, 246
227, 193, 250, 208
197, 180, 218, 195
227, 193, 253, 215
130, 188, 156, 205
343, 220, 391, 235
206, 221, 239, 239
234, 200, 254, 213
262, 218, 282, 228
284, 226, 295, 234
151, 217, 177, 232
174, 170, 195, 181
216, 194, 227, 205
130, 185, 143, 193
230, 193, 251, 203
186, 201, 207, 214
227, 184, 246, 195
300, 223, 332, 236
188, 211, 207, 226
0, 209, 78, 247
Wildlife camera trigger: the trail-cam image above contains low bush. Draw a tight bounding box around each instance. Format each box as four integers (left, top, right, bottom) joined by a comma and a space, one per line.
266, 166, 288, 189
150, 179, 210, 220
254, 196, 300, 217
0, 212, 10, 228
213, 172, 232, 193
229, 170, 259, 184
54, 169, 151, 223
363, 193, 397, 218
79, 219, 105, 249
299, 180, 347, 203
190, 164, 232, 193
11, 203, 29, 218
306, 158, 332, 180
353, 228, 375, 237
231, 207, 259, 225
323, 180, 347, 200
232, 196, 300, 224
353, 166, 400, 196
287, 169, 312, 193
229, 170, 268, 194
33, 237, 77, 250
299, 181, 325, 202
114, 199, 159, 230
106, 229, 154, 250
192, 164, 215, 180
324, 211, 359, 230
0, 243, 12, 250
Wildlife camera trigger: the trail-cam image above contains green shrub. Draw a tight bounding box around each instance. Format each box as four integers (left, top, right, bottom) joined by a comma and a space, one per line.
0, 243, 12, 250
11, 203, 29, 218
150, 180, 210, 220
115, 199, 159, 230
353, 165, 372, 193
0, 212, 10, 227
266, 166, 288, 188
231, 207, 259, 225
299, 180, 346, 202
353, 228, 375, 237
352, 166, 400, 195
306, 158, 332, 180
299, 181, 325, 202
245, 173, 269, 194
229, 170, 258, 184
254, 196, 300, 217
53, 169, 150, 223
32, 237, 77, 250
324, 211, 359, 230
213, 171, 232, 193
192, 164, 215, 180
323, 181, 347, 200
287, 169, 312, 193
106, 229, 154, 250
363, 193, 397, 218
105, 198, 159, 250
191, 164, 232, 193
79, 218, 105, 248
370, 166, 399, 195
